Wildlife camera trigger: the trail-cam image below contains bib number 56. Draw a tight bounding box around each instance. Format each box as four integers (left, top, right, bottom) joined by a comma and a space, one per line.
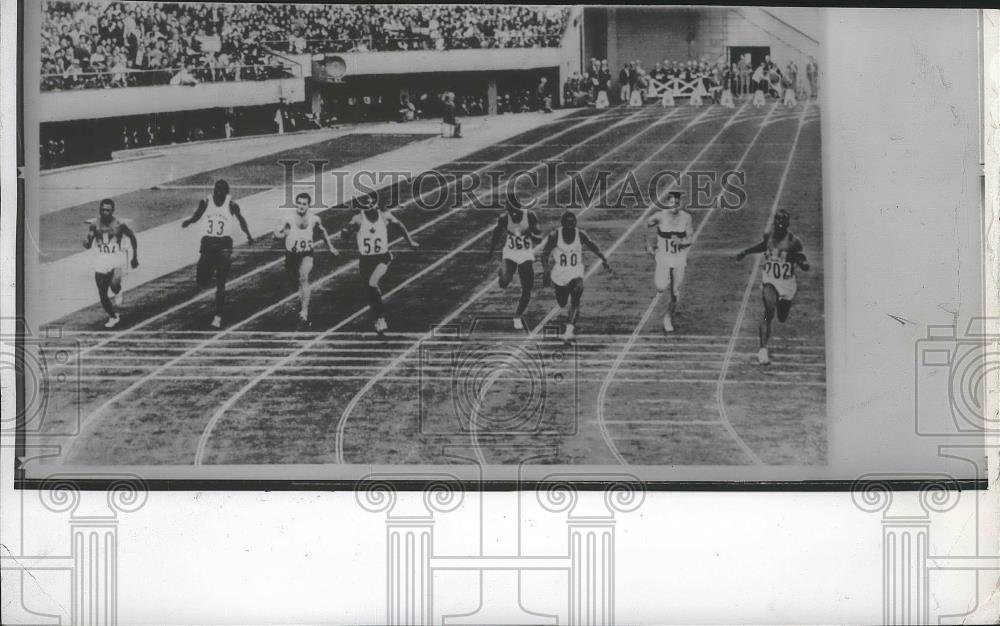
363, 238, 383, 254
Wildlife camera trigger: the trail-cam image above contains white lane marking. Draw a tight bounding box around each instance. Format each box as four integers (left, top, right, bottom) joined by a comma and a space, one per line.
594, 103, 782, 465
714, 101, 813, 466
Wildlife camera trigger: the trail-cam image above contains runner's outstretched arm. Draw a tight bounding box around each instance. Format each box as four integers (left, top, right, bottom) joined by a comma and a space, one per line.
540, 231, 557, 286
120, 222, 140, 268
580, 230, 611, 270
316, 221, 340, 256
486, 214, 507, 259
230, 202, 253, 244
735, 236, 768, 261
181, 199, 207, 228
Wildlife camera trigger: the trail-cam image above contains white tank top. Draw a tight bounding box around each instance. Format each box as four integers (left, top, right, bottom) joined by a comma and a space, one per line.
94, 223, 124, 256
550, 228, 584, 285
762, 231, 797, 285
91, 221, 128, 271
357, 211, 388, 256
203, 194, 233, 238
285, 214, 319, 252
503, 211, 535, 261
655, 210, 691, 254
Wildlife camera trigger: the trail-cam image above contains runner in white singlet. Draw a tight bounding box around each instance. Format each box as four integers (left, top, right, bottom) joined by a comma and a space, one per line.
541, 211, 611, 341
486, 192, 543, 330
275, 192, 339, 328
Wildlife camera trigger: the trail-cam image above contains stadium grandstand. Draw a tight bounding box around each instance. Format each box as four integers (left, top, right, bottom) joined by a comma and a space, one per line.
41, 2, 570, 91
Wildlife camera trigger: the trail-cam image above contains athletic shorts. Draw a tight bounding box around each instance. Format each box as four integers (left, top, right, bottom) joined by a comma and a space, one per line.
200, 235, 233, 255
502, 248, 535, 265
763, 278, 797, 301
655, 249, 688, 270
553, 277, 583, 307
284, 250, 315, 275
93, 253, 126, 275
196, 236, 234, 286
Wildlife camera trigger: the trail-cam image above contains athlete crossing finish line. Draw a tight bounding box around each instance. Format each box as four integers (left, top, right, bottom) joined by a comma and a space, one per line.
735, 208, 810, 365
340, 194, 419, 335
646, 190, 692, 333
541, 211, 611, 341
274, 191, 340, 329
487, 191, 543, 330
181, 180, 255, 328
83, 198, 139, 328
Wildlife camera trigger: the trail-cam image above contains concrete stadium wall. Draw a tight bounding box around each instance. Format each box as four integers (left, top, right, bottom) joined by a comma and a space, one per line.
599, 7, 820, 74
330, 47, 571, 78
38, 77, 306, 123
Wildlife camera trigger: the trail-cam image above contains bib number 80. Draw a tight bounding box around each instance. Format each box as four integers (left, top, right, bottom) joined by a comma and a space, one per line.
558, 252, 579, 267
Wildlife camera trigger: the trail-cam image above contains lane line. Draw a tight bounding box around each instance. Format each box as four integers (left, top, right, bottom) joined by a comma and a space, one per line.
594, 102, 782, 466
329, 106, 723, 465
715, 101, 813, 462
70, 374, 826, 382
195, 106, 695, 465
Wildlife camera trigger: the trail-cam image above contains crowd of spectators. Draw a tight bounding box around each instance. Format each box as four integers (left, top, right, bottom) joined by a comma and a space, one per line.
41, 1, 296, 90
396, 77, 553, 124
41, 2, 569, 91
563, 55, 818, 108
267, 4, 569, 53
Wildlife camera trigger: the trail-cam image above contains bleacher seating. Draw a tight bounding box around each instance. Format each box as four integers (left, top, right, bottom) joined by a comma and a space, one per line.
41, 1, 569, 91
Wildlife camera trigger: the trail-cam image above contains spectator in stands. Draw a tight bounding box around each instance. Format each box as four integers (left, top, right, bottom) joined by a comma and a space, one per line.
399, 93, 416, 122
169, 64, 198, 86
651, 62, 664, 85
598, 60, 611, 92
751, 61, 766, 94
629, 69, 645, 107
786, 60, 798, 94
42, 3, 569, 91
535, 77, 552, 113
619, 63, 631, 105
109, 52, 129, 86
806, 57, 818, 98
563, 74, 576, 107
442, 91, 461, 138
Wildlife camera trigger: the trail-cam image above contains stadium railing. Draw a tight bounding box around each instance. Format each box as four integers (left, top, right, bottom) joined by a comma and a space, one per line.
259, 33, 566, 54
40, 61, 300, 92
